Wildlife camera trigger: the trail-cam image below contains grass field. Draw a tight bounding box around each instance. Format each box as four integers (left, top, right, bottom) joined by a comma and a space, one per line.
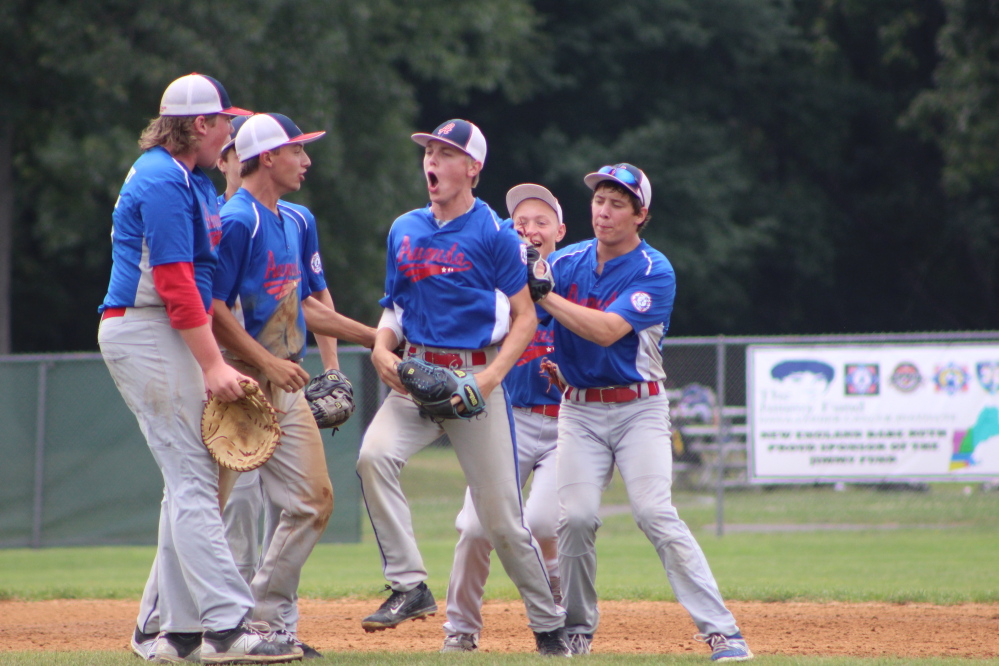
2, 446, 997, 664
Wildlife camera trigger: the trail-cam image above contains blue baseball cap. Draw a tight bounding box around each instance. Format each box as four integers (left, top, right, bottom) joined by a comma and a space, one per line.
411, 119, 487, 165
159, 73, 252, 117
584, 163, 652, 208
235, 113, 326, 162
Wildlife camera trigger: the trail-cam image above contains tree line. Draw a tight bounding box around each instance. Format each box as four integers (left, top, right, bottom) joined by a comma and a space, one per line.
1, 0, 996, 353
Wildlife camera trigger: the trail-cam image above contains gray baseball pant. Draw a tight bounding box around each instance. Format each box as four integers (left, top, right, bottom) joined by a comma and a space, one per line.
443, 407, 561, 636
556, 393, 740, 637
356, 350, 565, 632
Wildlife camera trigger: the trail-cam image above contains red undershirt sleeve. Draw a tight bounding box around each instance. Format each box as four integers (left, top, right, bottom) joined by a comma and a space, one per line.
152, 262, 210, 329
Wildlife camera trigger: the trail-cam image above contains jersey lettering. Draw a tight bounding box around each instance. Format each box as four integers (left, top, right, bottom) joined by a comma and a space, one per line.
565, 283, 617, 311
396, 236, 473, 281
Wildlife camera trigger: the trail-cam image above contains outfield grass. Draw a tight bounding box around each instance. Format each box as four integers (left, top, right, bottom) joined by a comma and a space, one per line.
2, 446, 997, 604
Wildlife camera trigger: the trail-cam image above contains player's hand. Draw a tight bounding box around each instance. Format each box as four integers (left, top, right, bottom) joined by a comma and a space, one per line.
205, 364, 255, 402
262, 357, 311, 393
471, 369, 500, 401
372, 346, 406, 394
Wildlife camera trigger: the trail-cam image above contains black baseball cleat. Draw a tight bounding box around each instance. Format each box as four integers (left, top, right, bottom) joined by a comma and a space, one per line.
131, 626, 158, 660
149, 631, 203, 663
201, 618, 303, 663
361, 583, 437, 632
534, 627, 572, 657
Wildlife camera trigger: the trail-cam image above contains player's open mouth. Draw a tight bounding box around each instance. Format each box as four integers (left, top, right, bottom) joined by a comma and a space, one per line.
427, 172, 439, 190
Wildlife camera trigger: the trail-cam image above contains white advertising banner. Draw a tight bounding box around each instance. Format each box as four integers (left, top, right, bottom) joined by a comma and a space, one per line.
748, 343, 999, 482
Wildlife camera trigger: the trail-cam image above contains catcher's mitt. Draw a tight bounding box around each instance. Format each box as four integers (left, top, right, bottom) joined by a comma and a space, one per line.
201, 380, 282, 471
305, 368, 355, 429
397, 357, 486, 422
525, 244, 554, 302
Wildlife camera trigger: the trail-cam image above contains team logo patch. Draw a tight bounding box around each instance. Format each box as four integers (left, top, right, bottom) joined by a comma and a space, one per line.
976, 361, 999, 394
630, 291, 652, 312
519, 244, 528, 265
933, 363, 969, 395
889, 362, 922, 393
845, 364, 879, 395
437, 122, 456, 136
310, 251, 323, 274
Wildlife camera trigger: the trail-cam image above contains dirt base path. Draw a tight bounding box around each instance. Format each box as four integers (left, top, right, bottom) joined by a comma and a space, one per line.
2, 599, 997, 658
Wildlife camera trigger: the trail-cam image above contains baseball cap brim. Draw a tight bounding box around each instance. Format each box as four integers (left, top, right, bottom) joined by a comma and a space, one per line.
506, 184, 563, 224
221, 106, 253, 117
583, 168, 652, 209
411, 133, 480, 160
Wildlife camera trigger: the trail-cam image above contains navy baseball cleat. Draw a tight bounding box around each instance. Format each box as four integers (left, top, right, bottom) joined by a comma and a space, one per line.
534, 627, 572, 657
696, 632, 754, 662
361, 582, 437, 632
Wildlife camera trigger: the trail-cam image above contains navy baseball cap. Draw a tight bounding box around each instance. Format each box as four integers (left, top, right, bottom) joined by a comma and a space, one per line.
411, 119, 487, 165
159, 73, 252, 117
222, 115, 250, 154
584, 163, 652, 208
235, 113, 326, 162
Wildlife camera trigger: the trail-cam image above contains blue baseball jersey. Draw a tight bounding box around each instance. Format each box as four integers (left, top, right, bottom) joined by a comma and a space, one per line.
213, 189, 321, 361
549, 239, 675, 388
380, 199, 527, 349
219, 193, 329, 295
503, 318, 561, 407
100, 146, 221, 313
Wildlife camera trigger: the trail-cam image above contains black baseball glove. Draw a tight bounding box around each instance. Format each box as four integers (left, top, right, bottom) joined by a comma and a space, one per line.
397, 357, 486, 422
304, 368, 355, 429
525, 244, 554, 302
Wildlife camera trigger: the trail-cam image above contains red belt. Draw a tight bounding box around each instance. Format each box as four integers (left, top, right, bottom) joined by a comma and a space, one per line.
408, 346, 487, 368
101, 307, 127, 320
529, 404, 560, 418
565, 381, 661, 403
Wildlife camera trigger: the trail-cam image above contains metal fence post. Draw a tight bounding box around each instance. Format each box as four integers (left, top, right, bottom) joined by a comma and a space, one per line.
715, 336, 726, 537
31, 361, 51, 549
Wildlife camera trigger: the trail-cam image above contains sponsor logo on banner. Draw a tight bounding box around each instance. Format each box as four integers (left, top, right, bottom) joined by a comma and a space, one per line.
933, 363, 969, 395
975, 361, 999, 394
889, 362, 922, 393
845, 364, 879, 395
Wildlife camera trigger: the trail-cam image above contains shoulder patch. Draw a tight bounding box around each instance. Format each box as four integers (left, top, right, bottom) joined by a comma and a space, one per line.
520, 244, 528, 265
631, 291, 652, 312
310, 251, 323, 274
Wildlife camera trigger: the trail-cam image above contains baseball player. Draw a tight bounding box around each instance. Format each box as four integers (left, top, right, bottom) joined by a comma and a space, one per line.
539, 163, 753, 661
215, 117, 349, 658
356, 120, 571, 656
99, 74, 303, 663
211, 112, 376, 650
441, 184, 566, 653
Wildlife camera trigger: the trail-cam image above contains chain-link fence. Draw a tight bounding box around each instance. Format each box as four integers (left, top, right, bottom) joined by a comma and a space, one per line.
0, 348, 378, 548
4, 332, 998, 548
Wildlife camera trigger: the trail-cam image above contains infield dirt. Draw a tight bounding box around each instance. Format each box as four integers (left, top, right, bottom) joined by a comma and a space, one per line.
1, 598, 997, 658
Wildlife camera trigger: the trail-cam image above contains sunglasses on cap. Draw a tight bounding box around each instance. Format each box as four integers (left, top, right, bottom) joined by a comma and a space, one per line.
597, 164, 641, 187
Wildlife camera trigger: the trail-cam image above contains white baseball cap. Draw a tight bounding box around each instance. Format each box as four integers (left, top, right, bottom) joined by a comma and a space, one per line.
235, 113, 326, 162
506, 184, 563, 224
411, 119, 487, 165
159, 73, 252, 117
583, 163, 652, 208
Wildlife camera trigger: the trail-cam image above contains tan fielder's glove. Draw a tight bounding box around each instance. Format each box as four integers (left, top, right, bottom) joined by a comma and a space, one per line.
201, 380, 281, 471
